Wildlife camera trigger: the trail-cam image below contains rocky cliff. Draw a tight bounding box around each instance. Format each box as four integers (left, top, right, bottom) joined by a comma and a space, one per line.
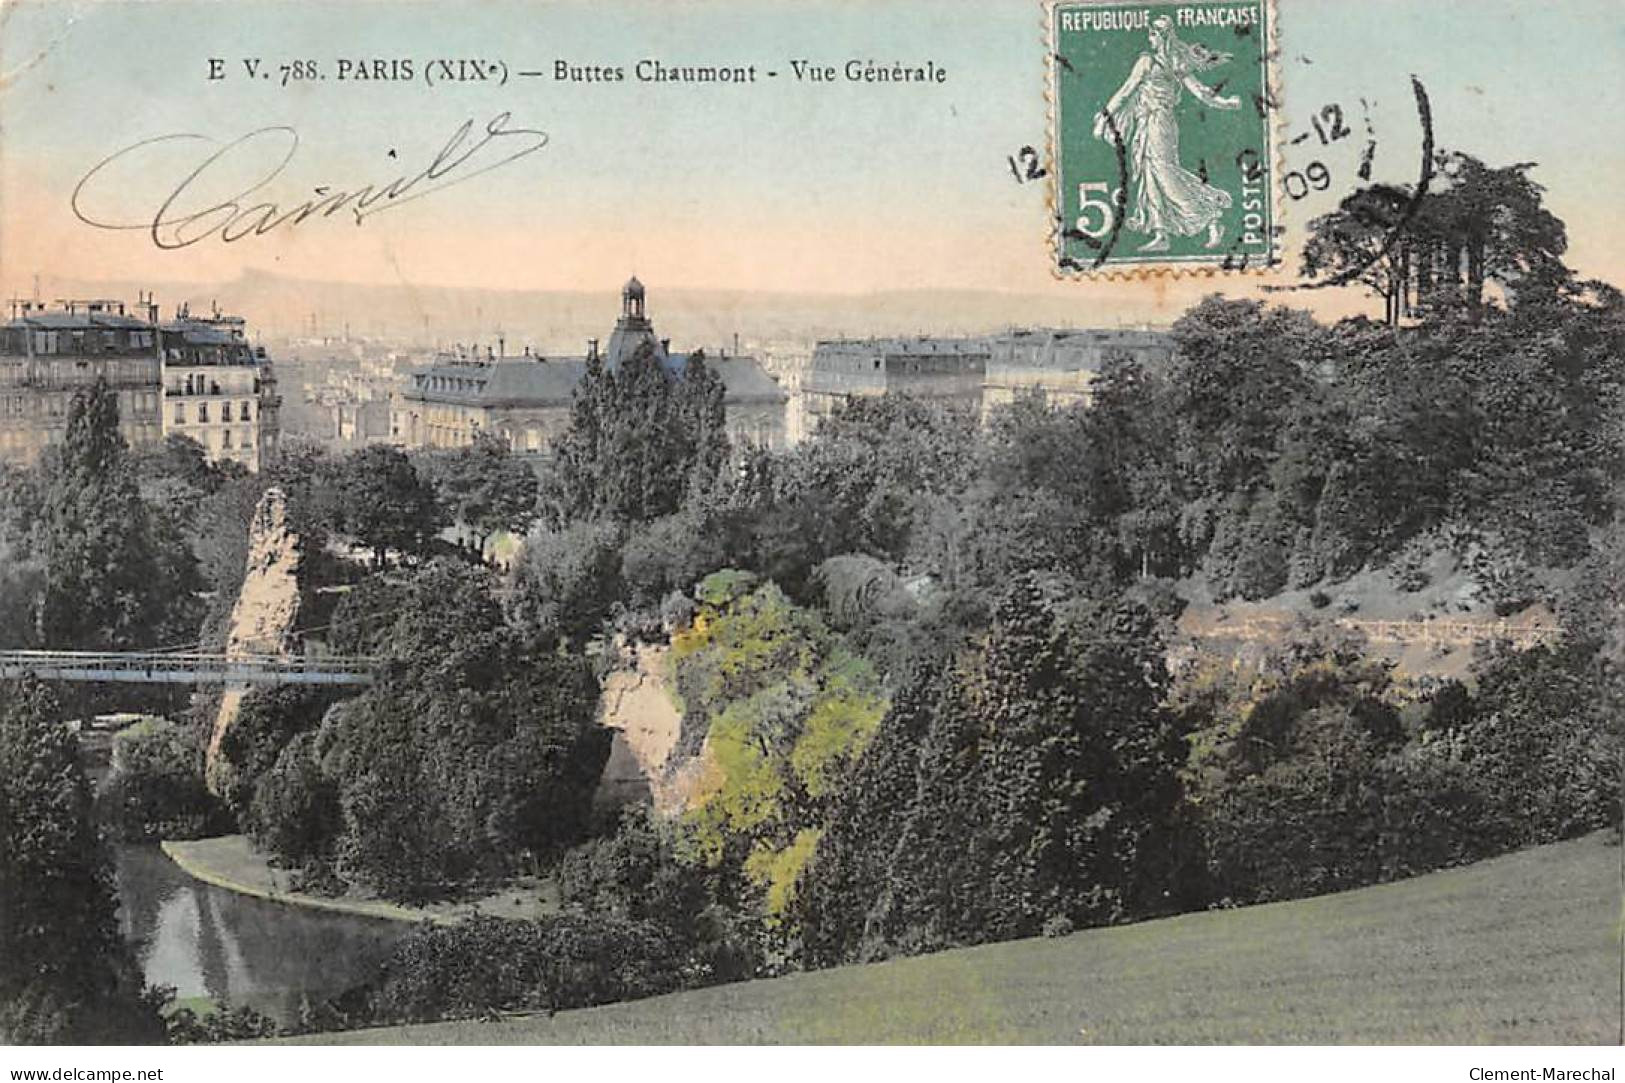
204, 486, 302, 795
594, 641, 710, 817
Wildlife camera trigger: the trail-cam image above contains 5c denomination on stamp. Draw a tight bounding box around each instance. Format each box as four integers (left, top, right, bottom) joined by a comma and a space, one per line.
1049, 0, 1280, 276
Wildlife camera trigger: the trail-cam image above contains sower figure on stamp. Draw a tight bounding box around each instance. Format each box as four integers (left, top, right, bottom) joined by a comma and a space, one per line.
1093, 15, 1242, 252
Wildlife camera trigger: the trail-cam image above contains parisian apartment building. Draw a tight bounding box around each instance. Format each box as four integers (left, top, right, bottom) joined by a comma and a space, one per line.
1, 296, 280, 471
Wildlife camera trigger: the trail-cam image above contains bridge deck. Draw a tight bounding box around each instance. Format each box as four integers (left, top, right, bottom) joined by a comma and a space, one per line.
0, 651, 379, 686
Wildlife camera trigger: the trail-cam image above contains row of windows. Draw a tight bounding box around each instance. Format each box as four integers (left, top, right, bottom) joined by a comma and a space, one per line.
0, 422, 159, 447
168, 375, 257, 396
0, 391, 156, 417
172, 401, 254, 424
24, 330, 155, 355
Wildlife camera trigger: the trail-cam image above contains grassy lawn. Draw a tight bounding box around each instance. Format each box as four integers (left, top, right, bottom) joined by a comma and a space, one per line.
284, 831, 1622, 1045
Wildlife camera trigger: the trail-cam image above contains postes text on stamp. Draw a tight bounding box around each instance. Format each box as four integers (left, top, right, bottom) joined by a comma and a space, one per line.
1050, 0, 1278, 275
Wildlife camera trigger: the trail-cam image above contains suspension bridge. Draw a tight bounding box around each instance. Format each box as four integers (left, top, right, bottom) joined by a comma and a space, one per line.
0, 650, 380, 686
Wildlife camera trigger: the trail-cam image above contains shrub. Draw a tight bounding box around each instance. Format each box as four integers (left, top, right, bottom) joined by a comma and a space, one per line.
367, 914, 689, 1024
620, 512, 727, 613
1444, 644, 1620, 843
1390, 531, 1442, 592
98, 718, 224, 842
165, 1000, 280, 1044
1190, 636, 1619, 906
246, 732, 340, 866
509, 519, 625, 646
555, 810, 761, 984
217, 686, 339, 823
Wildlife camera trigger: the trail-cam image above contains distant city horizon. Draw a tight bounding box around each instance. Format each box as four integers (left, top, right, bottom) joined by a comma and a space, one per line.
6, 268, 1339, 357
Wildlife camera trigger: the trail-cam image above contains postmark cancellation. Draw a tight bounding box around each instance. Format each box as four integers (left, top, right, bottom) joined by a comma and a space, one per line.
1048, 0, 1281, 277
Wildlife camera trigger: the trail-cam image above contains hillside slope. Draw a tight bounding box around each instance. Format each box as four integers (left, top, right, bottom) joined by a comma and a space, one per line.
288, 831, 1623, 1045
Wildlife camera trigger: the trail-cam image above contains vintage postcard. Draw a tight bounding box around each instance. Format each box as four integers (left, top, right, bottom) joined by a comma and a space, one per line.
1, 0, 1622, 1071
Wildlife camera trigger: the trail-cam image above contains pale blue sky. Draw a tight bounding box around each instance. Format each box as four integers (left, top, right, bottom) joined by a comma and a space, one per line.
1, 0, 1620, 312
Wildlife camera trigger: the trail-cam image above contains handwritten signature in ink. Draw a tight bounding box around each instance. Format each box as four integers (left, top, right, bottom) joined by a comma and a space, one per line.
71, 112, 549, 249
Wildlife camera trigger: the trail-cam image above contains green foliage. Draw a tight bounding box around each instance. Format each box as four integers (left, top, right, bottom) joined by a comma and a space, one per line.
418, 431, 539, 549
619, 509, 733, 613
98, 717, 224, 842
216, 685, 338, 823
1304, 151, 1570, 324
190, 475, 274, 651
263, 438, 348, 547
1179, 629, 1619, 906
751, 397, 978, 597
249, 731, 342, 867
0, 536, 45, 649
164, 1000, 280, 1044
30, 378, 203, 652
556, 809, 762, 984
0, 679, 164, 1044
221, 687, 346, 869
313, 561, 608, 901
542, 345, 730, 526
508, 519, 625, 647
338, 445, 445, 566
1443, 643, 1620, 841
217, 561, 608, 902
800, 577, 1195, 963
366, 913, 690, 1024
692, 568, 760, 608
1145, 281, 1624, 600
669, 577, 887, 930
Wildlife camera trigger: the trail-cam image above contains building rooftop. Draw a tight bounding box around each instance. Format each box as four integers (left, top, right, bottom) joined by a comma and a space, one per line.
5, 311, 153, 331
813, 336, 992, 355
403, 352, 786, 407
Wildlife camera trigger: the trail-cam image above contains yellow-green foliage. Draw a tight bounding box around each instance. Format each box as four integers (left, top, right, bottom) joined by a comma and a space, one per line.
744, 828, 823, 922
673, 573, 887, 919
791, 675, 887, 799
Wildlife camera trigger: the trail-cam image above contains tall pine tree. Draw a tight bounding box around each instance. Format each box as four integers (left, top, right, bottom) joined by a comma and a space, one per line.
35, 378, 199, 651
541, 344, 729, 526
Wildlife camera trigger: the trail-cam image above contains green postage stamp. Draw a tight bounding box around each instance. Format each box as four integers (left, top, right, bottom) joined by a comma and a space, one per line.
1049, 0, 1279, 275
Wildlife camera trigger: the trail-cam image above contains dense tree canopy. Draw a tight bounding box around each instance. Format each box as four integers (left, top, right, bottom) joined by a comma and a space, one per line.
418, 431, 539, 552
1304, 151, 1570, 325
0, 679, 163, 1043
542, 345, 729, 526
27, 379, 203, 653
240, 560, 609, 902
799, 576, 1193, 962
339, 445, 445, 567
669, 572, 889, 931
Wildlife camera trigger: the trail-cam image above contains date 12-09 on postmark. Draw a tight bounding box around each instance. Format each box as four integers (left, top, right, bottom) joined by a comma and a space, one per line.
1049, 0, 1278, 274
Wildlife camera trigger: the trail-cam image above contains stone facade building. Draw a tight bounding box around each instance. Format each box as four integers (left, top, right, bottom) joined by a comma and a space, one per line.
393, 278, 789, 454
159, 308, 282, 472
798, 336, 990, 435
0, 299, 164, 466
800, 327, 1174, 436
980, 328, 1174, 420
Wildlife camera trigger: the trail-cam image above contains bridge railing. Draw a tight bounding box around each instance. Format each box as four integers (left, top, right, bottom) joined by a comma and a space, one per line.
0, 650, 382, 686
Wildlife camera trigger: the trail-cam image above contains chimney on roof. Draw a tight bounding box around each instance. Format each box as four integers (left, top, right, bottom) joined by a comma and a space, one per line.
588, 338, 599, 361
498, 336, 505, 358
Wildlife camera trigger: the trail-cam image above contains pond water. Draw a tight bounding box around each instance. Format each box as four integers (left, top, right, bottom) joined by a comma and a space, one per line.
113, 845, 406, 1023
